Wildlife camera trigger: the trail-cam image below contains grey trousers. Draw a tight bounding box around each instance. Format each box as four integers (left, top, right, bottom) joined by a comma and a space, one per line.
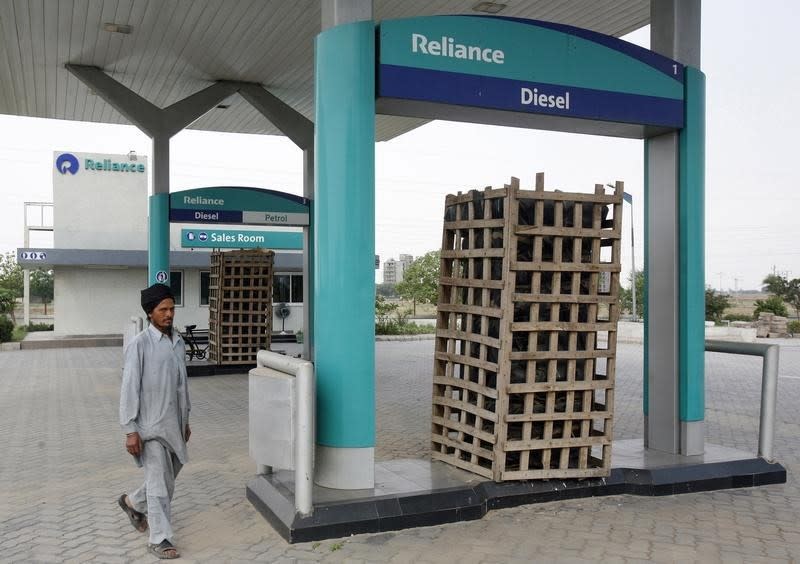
128, 440, 183, 545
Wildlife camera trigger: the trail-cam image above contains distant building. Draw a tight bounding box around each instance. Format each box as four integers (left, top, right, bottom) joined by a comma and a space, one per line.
399, 254, 414, 271
17, 151, 304, 335
383, 254, 414, 284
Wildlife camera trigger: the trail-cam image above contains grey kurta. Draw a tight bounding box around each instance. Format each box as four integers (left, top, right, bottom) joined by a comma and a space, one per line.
120, 325, 191, 465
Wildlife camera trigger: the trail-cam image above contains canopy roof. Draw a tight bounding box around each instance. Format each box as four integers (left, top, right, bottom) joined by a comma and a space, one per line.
0, 0, 649, 141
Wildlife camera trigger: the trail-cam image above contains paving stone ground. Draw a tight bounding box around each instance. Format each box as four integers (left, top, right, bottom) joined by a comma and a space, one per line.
1, 339, 799, 563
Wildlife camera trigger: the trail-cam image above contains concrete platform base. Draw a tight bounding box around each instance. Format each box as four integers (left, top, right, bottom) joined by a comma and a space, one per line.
246, 439, 786, 543
186, 362, 255, 377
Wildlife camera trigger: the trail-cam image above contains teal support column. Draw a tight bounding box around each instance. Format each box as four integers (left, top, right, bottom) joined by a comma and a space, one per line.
678, 67, 706, 453
313, 20, 376, 489
148, 194, 170, 285
642, 141, 650, 420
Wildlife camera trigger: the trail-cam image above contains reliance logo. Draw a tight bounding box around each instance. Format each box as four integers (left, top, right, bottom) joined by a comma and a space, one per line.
55, 153, 80, 175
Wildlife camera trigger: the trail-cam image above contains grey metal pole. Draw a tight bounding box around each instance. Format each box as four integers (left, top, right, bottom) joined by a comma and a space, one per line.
704, 340, 780, 462
760, 344, 779, 461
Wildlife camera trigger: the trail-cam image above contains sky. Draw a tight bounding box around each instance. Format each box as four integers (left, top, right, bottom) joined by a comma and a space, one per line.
0, 1, 797, 291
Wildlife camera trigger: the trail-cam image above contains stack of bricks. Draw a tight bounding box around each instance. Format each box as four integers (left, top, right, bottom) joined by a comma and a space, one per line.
756, 312, 788, 338
208, 249, 274, 365
431, 174, 623, 481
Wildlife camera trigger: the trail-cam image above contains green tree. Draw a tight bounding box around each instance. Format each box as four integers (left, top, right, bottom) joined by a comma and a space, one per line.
762, 274, 800, 319
619, 270, 645, 320
753, 295, 788, 319
376, 283, 398, 299
0, 252, 23, 298
705, 288, 731, 322
30, 269, 54, 315
0, 288, 15, 318
396, 251, 440, 316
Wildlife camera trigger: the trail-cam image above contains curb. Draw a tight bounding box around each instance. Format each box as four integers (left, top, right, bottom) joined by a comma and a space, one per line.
375, 334, 435, 341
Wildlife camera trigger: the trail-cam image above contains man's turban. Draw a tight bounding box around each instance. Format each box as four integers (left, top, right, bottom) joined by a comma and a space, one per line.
141, 283, 174, 315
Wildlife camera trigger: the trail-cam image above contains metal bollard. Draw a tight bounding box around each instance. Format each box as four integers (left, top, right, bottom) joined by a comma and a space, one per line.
705, 340, 780, 462
255, 350, 315, 516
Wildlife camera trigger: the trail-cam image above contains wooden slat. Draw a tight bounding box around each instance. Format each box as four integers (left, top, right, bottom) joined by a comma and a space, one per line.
433, 375, 499, 401
506, 379, 615, 394
431, 451, 493, 480
435, 328, 501, 350
437, 303, 502, 318
510, 321, 617, 332
431, 433, 494, 461
501, 466, 608, 481
441, 248, 505, 259
516, 189, 622, 204
508, 349, 615, 361
504, 435, 611, 451
444, 218, 507, 230
431, 395, 498, 423
434, 351, 499, 374
440, 276, 505, 290
431, 415, 496, 445
511, 261, 621, 273
506, 411, 613, 424
512, 293, 618, 304
515, 225, 621, 239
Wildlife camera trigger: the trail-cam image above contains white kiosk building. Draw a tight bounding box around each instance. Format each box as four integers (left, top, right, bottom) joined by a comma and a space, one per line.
18, 150, 304, 335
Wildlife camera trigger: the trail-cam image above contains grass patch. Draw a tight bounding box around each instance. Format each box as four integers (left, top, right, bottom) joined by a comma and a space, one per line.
11, 325, 27, 342
376, 322, 435, 335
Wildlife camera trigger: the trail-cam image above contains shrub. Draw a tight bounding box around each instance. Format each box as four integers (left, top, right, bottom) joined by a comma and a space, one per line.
27, 322, 54, 332
375, 321, 435, 335
753, 296, 788, 319
723, 313, 753, 323
12, 324, 27, 341
0, 316, 13, 343
705, 289, 731, 322
788, 320, 800, 335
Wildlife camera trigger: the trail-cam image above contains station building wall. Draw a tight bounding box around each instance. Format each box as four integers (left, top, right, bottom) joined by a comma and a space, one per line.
46, 150, 304, 335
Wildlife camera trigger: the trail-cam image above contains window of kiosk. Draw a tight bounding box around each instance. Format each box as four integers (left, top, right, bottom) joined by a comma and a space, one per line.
169, 271, 183, 307
273, 274, 303, 304
199, 271, 210, 307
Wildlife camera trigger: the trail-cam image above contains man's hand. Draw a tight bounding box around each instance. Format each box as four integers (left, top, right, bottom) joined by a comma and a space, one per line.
185, 424, 191, 443
125, 432, 142, 457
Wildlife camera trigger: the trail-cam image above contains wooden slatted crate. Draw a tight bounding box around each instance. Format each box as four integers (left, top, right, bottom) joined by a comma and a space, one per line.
431, 174, 623, 481
208, 249, 274, 365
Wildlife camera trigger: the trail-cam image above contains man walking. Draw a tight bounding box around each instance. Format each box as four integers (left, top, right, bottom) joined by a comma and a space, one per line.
118, 283, 191, 559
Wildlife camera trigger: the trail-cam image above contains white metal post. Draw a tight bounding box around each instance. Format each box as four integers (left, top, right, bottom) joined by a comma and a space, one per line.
255, 350, 315, 515
295, 363, 315, 515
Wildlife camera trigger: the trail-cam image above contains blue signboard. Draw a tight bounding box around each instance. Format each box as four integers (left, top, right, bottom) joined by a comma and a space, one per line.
170, 209, 243, 223
378, 16, 685, 129
181, 229, 303, 250
169, 186, 310, 226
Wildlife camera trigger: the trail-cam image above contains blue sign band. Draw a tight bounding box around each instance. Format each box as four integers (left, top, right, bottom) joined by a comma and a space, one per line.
379, 64, 684, 128
169, 209, 243, 223
487, 15, 684, 81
